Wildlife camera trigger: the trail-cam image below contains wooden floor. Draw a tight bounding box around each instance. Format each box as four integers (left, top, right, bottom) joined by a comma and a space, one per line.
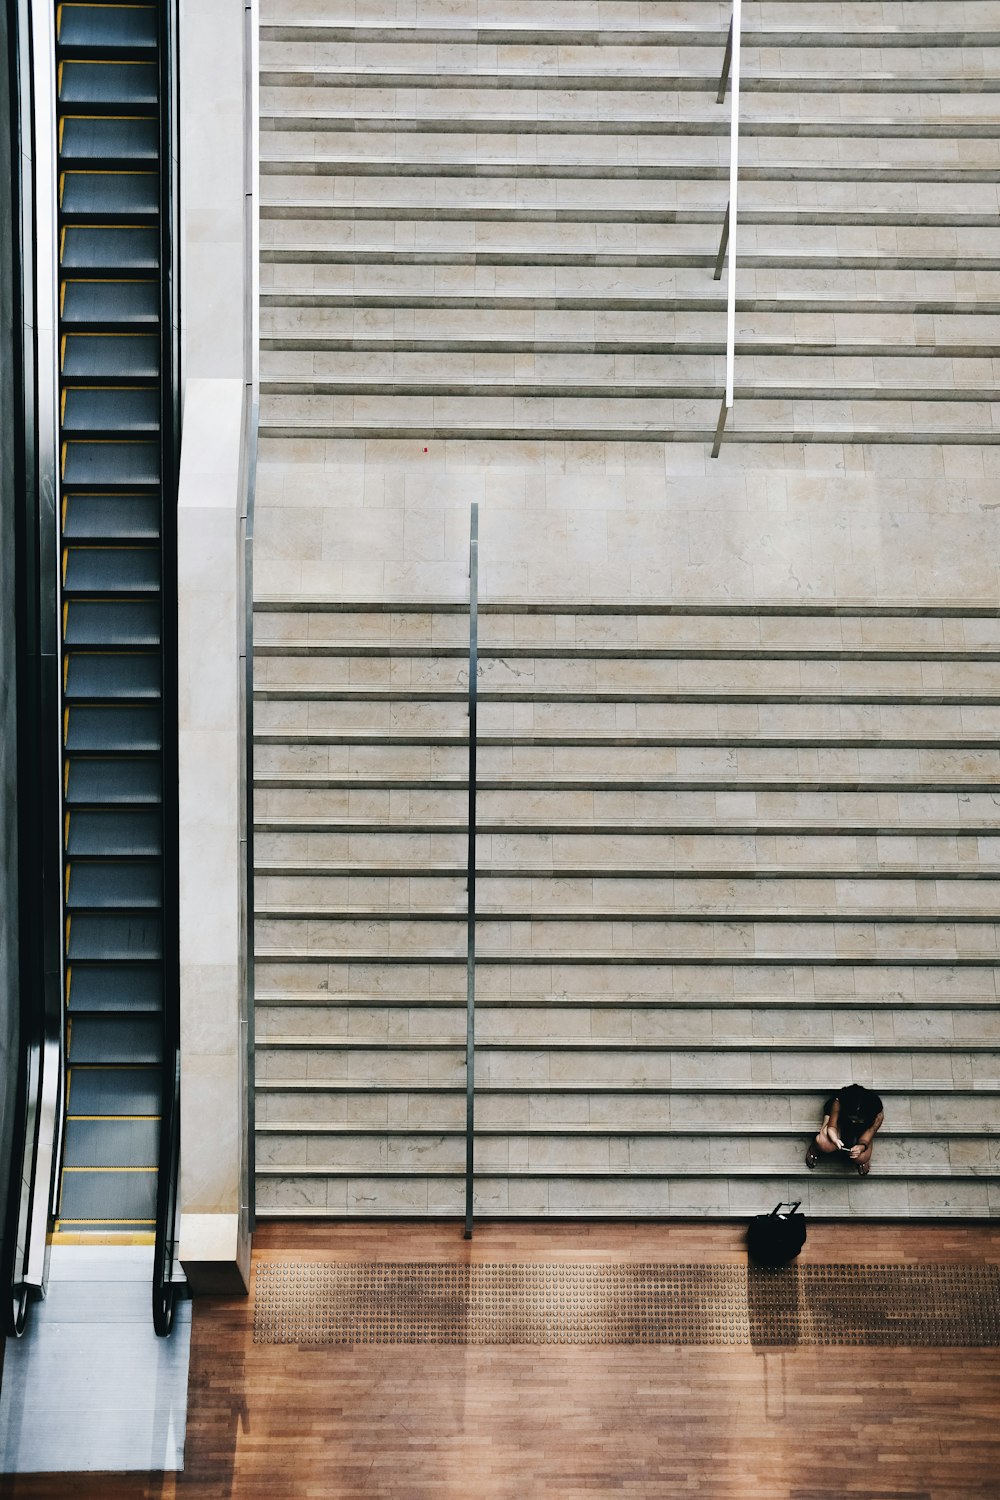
2, 1221, 999, 1500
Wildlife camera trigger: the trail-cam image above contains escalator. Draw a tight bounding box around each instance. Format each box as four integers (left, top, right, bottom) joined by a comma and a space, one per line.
50, 0, 179, 1320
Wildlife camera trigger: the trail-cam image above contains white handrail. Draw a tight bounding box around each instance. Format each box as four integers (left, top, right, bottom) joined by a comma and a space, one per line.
712, 0, 741, 457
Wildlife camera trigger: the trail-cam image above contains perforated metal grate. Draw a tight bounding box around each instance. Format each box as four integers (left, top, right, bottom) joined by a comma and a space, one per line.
253, 1261, 1000, 1347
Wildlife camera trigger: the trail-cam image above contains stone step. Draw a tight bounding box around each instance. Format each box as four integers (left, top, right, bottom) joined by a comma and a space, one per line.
254, 1169, 997, 1219
254, 1005, 998, 1045
256, 1134, 995, 1182
255, 989, 999, 1012
252, 744, 1000, 780
253, 1129, 998, 1174
255, 653, 1000, 687
252, 831, 1000, 871
260, 97, 1000, 131
253, 1075, 1000, 1108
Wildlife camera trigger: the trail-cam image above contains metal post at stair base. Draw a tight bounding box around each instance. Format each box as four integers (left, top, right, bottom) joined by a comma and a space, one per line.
714, 201, 730, 282
711, 397, 730, 458
464, 502, 479, 1240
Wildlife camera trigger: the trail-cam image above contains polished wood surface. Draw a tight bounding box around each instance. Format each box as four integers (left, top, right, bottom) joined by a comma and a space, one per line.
2, 1221, 999, 1500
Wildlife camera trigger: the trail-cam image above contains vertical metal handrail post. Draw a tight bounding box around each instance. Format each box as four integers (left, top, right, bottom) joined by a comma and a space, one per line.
712, 0, 741, 458
464, 503, 479, 1240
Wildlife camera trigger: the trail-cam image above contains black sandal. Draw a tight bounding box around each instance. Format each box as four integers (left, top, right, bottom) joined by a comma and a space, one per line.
805, 1147, 820, 1169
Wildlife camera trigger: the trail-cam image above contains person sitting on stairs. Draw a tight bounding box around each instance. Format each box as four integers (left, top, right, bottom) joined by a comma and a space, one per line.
805, 1084, 884, 1177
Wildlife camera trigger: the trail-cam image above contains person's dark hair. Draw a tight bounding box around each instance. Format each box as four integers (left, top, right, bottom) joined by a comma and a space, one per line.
839, 1084, 874, 1126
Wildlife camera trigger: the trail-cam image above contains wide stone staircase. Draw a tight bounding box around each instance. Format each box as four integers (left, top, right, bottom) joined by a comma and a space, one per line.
253, 600, 1000, 1217
259, 0, 1000, 446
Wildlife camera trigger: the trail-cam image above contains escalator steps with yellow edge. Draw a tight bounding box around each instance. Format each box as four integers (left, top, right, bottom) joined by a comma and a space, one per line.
56, 0, 167, 1228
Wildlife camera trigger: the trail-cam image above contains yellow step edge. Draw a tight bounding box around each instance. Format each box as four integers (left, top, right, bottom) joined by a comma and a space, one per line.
50, 1230, 156, 1246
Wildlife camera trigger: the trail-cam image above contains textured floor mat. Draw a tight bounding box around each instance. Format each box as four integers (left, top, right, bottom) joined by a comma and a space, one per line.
253, 1261, 1000, 1346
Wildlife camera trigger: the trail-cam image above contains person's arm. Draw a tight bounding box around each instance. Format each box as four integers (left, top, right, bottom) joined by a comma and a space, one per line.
850, 1111, 884, 1160
822, 1098, 844, 1149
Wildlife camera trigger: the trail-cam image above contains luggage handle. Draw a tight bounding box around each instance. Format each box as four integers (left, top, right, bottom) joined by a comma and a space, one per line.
770, 1201, 802, 1217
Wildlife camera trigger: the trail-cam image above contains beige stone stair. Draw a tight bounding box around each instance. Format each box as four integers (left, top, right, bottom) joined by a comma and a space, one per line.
252, 599, 1000, 1218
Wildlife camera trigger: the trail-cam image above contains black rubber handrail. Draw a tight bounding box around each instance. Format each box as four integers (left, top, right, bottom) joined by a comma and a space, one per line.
152, 0, 181, 1336
464, 503, 479, 1240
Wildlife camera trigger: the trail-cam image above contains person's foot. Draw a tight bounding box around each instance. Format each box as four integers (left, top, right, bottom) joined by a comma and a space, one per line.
856, 1159, 871, 1176
805, 1147, 820, 1168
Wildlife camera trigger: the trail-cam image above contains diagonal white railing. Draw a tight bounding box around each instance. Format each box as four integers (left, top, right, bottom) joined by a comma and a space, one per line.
712, 0, 742, 458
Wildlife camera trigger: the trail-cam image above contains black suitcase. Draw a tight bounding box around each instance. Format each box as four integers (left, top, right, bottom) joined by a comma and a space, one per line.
746, 1201, 807, 1266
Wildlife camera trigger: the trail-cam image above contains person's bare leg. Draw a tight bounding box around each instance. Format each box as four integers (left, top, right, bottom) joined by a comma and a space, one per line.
805, 1115, 838, 1167
852, 1141, 873, 1176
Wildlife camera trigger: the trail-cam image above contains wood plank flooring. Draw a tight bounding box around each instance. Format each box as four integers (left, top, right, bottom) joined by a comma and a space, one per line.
1, 1222, 999, 1500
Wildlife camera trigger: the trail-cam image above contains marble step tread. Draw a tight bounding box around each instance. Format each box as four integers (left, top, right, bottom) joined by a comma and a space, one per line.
261, 162, 1000, 183
253, 685, 1000, 703
254, 1122, 996, 1137
261, 378, 1000, 397
257, 1034, 998, 1051
254, 905, 1000, 923
255, 992, 1000, 1009
253, 599, 1000, 617
253, 863, 1000, 879
255, 731, 1000, 749
254, 948, 1000, 966
254, 774, 1000, 792
260, 203, 1000, 225
254, 816, 1000, 832
262, 119, 1000, 140
263, 423, 1000, 444
252, 1163, 995, 1179
261, 23, 999, 42
259, 422, 1000, 444
262, 127, 1000, 149
261, 67, 1000, 91
262, 292, 1000, 315
253, 642, 1000, 660
252, 1207, 997, 1220
253, 1078, 1000, 1093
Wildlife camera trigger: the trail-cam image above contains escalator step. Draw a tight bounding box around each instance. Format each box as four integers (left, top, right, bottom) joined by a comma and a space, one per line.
66, 808, 162, 855
58, 61, 158, 109
60, 171, 159, 218
58, 1167, 157, 1224
69, 965, 162, 1012
64, 598, 161, 646
61, 280, 159, 326
67, 913, 162, 962
63, 494, 161, 540
70, 1014, 162, 1064
68, 1064, 160, 1115
63, 546, 160, 592
63, 386, 160, 433
68, 859, 162, 908
62, 440, 160, 487
66, 757, 162, 804
61, 225, 159, 272
65, 705, 161, 752
60, 116, 159, 163
65, 652, 161, 700
63, 1117, 160, 1170
62, 332, 158, 379
57, 4, 159, 54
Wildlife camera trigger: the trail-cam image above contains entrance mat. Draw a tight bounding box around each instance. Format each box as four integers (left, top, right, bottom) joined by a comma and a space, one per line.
253, 1261, 1000, 1346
